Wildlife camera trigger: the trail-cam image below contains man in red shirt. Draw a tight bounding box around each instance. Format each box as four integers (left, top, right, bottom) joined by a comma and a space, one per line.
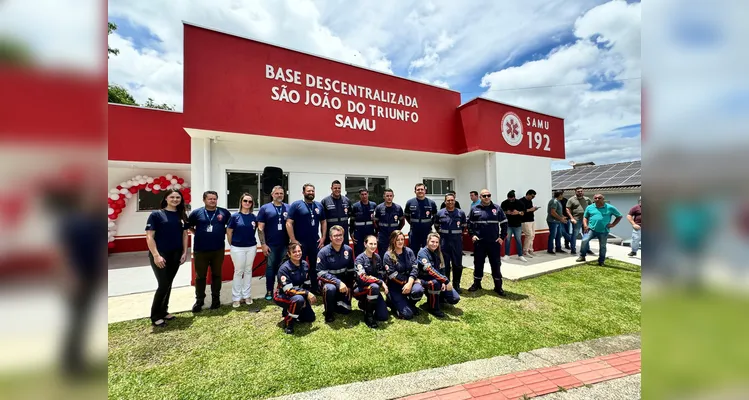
626, 197, 642, 257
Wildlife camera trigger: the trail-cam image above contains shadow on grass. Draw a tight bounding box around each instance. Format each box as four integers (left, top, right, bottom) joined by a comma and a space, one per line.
274, 320, 319, 336
460, 289, 529, 302
151, 316, 195, 334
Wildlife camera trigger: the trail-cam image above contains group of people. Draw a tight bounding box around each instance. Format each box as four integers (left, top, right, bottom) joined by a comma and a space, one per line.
143, 180, 635, 333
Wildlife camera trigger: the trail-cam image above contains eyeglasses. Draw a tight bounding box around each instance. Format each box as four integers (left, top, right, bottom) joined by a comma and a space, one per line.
593, 197, 603, 200
481, 194, 491, 198
242, 199, 253, 203
331, 234, 344, 238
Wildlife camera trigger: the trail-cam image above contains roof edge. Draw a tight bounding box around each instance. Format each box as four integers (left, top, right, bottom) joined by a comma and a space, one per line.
108, 102, 183, 115
458, 96, 565, 119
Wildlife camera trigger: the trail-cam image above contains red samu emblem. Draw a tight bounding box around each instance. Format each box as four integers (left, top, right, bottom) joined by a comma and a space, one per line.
251, 221, 256, 228
281, 275, 287, 282
456, 221, 461, 226
394, 215, 398, 221
344, 208, 348, 214
314, 208, 320, 214
217, 213, 224, 221
426, 211, 430, 216
501, 111, 524, 147
492, 209, 497, 214
344, 251, 349, 259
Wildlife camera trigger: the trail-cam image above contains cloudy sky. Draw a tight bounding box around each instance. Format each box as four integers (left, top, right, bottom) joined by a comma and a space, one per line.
106, 0, 641, 170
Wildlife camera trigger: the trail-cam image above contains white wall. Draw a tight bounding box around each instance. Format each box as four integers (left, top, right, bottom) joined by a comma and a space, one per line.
495, 153, 552, 230
108, 164, 191, 236
455, 152, 488, 207
603, 192, 641, 240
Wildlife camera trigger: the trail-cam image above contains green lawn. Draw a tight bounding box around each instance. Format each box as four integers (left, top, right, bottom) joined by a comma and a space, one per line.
108, 260, 641, 399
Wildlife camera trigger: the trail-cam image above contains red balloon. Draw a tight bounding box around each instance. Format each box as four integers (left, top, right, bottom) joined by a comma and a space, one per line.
116, 199, 125, 206
108, 198, 114, 205
177, 178, 185, 184
108, 242, 115, 249
159, 176, 166, 181
108, 214, 117, 220
129, 187, 138, 193
152, 189, 160, 194
116, 185, 122, 190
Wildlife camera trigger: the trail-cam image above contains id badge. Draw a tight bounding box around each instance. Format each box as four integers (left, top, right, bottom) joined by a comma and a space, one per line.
206, 225, 213, 233
277, 223, 282, 230
310, 219, 315, 227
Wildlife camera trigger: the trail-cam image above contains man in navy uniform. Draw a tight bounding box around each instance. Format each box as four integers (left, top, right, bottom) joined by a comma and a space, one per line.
286, 183, 327, 294
435, 193, 467, 293
349, 188, 377, 255
373, 188, 405, 256
467, 189, 508, 296
321, 180, 351, 246
405, 183, 437, 254
316, 225, 355, 322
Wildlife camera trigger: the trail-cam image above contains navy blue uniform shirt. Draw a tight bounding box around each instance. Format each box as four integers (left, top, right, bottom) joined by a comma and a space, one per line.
288, 200, 326, 243
257, 202, 290, 247
227, 212, 258, 247
383, 247, 419, 284
468, 202, 508, 241
416, 247, 449, 284
321, 195, 350, 229
316, 244, 355, 286
146, 209, 187, 254
276, 259, 311, 298
350, 200, 377, 237
188, 207, 230, 252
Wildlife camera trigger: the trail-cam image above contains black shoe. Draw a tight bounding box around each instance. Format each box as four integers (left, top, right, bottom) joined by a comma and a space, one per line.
467, 283, 481, 292
192, 301, 204, 313
324, 312, 335, 323
430, 309, 445, 318
455, 287, 463, 294
284, 325, 294, 335
587, 250, 595, 256
411, 306, 421, 316
210, 299, 221, 310
628, 252, 636, 257
365, 314, 378, 329
494, 288, 506, 297
547, 251, 556, 255
556, 249, 566, 254
576, 256, 586, 262
570, 250, 577, 255
151, 319, 167, 327
164, 314, 176, 321
564, 243, 571, 250
598, 261, 605, 266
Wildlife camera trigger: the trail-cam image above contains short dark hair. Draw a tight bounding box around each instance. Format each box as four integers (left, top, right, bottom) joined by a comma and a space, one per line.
331, 180, 341, 187
444, 193, 456, 200
384, 188, 394, 194
414, 183, 426, 190
302, 183, 315, 191
359, 188, 368, 194
203, 190, 218, 200
526, 189, 537, 196
553, 190, 565, 198
575, 186, 583, 191
507, 190, 516, 198
470, 191, 479, 196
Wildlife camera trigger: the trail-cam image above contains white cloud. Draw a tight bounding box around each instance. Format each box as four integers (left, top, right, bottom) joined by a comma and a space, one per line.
480, 0, 641, 168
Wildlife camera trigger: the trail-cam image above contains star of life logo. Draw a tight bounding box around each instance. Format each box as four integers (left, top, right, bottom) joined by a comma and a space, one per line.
501, 111, 523, 147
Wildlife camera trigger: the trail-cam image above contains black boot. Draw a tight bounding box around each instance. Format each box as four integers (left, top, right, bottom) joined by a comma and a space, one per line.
284, 322, 294, 335
324, 311, 335, 323
210, 296, 221, 310
192, 301, 204, 313
467, 282, 482, 292
453, 268, 463, 294
364, 311, 378, 328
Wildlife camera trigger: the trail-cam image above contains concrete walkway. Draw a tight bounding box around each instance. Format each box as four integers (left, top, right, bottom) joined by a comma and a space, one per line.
267, 333, 641, 400
108, 242, 640, 323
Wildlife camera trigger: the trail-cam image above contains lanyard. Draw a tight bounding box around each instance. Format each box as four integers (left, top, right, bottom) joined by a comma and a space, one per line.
306, 202, 316, 222
274, 204, 284, 219
204, 208, 217, 224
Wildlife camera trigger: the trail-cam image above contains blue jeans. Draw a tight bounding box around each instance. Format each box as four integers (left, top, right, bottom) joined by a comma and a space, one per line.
505, 226, 523, 256
580, 230, 608, 264
570, 219, 584, 252
548, 221, 573, 252
265, 245, 287, 293
557, 220, 572, 246
631, 228, 641, 254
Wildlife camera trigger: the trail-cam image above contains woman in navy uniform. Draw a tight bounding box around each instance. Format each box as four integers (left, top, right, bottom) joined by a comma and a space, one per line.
383, 230, 424, 320
273, 243, 317, 334
145, 189, 189, 327
353, 235, 390, 328
417, 233, 460, 318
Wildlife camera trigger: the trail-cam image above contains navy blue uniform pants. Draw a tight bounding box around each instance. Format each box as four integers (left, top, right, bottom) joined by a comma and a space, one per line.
274, 293, 316, 328
321, 282, 353, 316
300, 241, 320, 292
423, 278, 460, 312
387, 281, 424, 320
472, 239, 503, 290
408, 226, 430, 254
441, 235, 463, 288
353, 283, 389, 321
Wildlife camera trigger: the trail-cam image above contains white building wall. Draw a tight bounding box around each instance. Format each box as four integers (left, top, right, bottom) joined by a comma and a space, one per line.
495, 153, 552, 230
108, 163, 191, 236
455, 152, 488, 207
603, 192, 641, 240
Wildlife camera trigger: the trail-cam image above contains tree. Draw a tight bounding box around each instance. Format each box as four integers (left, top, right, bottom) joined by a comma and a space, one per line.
0, 36, 34, 66
107, 21, 175, 111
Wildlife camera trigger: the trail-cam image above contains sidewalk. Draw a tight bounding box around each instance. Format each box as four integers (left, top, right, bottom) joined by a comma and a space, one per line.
398, 350, 641, 400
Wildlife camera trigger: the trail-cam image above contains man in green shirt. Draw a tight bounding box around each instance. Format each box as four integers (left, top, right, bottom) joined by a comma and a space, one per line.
576, 193, 622, 266
566, 187, 594, 256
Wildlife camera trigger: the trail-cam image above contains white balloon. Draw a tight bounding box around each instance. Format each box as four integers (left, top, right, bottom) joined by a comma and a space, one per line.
110, 189, 119, 194
138, 179, 146, 185
174, 184, 182, 190
145, 186, 152, 192
165, 174, 173, 180
136, 175, 143, 180
153, 184, 161, 190
125, 192, 133, 199
118, 189, 127, 194
166, 185, 173, 190
108, 236, 115, 242
108, 221, 115, 228
108, 207, 114, 215
170, 178, 178, 184
147, 177, 154, 183
109, 194, 120, 200
183, 182, 190, 188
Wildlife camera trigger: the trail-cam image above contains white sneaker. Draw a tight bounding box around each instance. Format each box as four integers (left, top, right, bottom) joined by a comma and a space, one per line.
502, 256, 510, 261
232, 301, 241, 308
245, 298, 253, 305
518, 256, 528, 262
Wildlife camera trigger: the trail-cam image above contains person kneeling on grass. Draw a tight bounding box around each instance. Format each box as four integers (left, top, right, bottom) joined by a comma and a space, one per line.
352, 235, 390, 328
383, 230, 424, 319
273, 243, 316, 334
317, 225, 355, 323
417, 233, 460, 318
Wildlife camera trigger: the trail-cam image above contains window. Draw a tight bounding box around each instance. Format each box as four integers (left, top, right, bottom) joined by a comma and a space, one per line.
137, 190, 164, 211
345, 176, 388, 204
423, 178, 455, 196
226, 171, 289, 210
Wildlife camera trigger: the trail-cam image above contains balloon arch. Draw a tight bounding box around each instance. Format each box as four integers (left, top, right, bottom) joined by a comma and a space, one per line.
107, 174, 190, 248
